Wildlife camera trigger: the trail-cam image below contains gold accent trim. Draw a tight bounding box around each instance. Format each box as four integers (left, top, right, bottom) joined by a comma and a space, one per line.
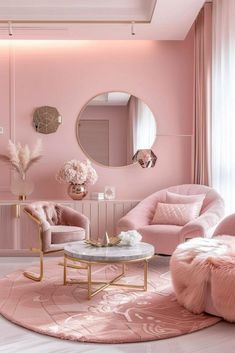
64, 253, 152, 299
23, 209, 62, 282
23, 249, 44, 282
14, 204, 21, 218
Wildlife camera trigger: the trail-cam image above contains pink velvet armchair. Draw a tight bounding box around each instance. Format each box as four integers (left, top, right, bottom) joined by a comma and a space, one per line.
24, 201, 89, 281
117, 184, 224, 255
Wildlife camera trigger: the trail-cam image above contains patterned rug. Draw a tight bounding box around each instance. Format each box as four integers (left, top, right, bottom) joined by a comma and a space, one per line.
0, 256, 220, 343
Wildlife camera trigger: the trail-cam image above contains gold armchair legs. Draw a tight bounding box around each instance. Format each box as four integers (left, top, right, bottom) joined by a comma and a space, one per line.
23, 248, 44, 282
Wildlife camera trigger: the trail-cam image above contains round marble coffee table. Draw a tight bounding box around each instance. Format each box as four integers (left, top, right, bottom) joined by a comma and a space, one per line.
64, 241, 154, 299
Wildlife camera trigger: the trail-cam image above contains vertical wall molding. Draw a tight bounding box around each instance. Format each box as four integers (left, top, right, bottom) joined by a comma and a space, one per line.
9, 42, 16, 192
0, 43, 15, 192
9, 42, 16, 141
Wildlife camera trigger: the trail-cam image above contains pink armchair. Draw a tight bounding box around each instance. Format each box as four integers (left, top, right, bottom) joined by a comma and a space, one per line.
24, 201, 89, 281
117, 184, 224, 255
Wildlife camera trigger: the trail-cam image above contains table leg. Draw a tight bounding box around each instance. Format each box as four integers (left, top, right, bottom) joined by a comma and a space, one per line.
64, 256, 67, 285
88, 263, 92, 299
144, 260, 148, 291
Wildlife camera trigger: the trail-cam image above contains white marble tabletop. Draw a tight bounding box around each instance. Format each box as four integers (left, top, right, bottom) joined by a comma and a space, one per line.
64, 241, 154, 262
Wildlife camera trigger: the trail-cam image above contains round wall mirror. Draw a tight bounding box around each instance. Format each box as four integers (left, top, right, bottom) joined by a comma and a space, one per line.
76, 91, 157, 167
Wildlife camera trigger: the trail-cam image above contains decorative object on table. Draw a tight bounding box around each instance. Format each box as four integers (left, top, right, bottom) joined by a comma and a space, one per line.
85, 232, 120, 247
118, 230, 142, 246
132, 149, 157, 168
56, 159, 98, 200
91, 192, 105, 200
67, 183, 87, 201
0, 139, 42, 200
104, 186, 115, 200
0, 256, 220, 344
33, 106, 62, 134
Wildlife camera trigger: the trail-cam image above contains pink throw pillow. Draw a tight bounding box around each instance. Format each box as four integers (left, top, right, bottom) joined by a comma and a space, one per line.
166, 191, 205, 205
152, 202, 202, 226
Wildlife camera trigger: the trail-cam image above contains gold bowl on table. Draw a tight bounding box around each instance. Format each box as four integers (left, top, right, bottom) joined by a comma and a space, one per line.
85, 233, 121, 247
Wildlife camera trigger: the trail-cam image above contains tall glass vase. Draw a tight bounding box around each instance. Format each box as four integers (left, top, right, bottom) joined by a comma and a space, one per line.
10, 173, 34, 200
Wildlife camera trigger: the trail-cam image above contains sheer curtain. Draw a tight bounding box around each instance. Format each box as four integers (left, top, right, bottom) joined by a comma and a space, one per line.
212, 0, 235, 213
134, 98, 156, 151
127, 96, 156, 162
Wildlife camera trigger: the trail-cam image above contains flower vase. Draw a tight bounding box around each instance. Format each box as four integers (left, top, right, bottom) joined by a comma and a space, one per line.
67, 183, 87, 200
10, 174, 34, 201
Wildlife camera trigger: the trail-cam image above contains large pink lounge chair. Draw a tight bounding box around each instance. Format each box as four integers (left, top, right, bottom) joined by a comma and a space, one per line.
117, 184, 224, 255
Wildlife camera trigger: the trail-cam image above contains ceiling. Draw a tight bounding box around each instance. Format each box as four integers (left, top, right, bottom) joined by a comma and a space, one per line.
0, 0, 206, 40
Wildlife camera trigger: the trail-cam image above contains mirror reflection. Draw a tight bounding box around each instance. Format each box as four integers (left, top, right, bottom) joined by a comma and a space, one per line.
77, 92, 157, 167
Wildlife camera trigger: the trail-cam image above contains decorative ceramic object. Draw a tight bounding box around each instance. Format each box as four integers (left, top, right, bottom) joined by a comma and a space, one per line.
118, 230, 142, 246
33, 106, 62, 134
91, 192, 104, 200
132, 149, 157, 168
56, 159, 97, 200
85, 232, 121, 247
104, 186, 116, 200
67, 183, 87, 200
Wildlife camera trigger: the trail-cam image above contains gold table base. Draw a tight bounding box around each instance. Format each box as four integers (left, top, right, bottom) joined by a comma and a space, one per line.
63, 254, 151, 299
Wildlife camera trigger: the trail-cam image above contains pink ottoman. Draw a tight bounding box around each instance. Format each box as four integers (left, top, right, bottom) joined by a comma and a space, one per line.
170, 236, 235, 322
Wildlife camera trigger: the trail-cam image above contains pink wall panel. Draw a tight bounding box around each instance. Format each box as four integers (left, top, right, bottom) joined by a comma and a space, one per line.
0, 28, 194, 200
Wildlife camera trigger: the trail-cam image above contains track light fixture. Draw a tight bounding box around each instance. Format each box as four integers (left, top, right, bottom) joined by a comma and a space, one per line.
131, 21, 135, 36
8, 21, 13, 36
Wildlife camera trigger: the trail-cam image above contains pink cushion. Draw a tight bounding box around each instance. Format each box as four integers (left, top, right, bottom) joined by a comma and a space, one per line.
166, 191, 205, 205
152, 202, 202, 226
51, 225, 85, 244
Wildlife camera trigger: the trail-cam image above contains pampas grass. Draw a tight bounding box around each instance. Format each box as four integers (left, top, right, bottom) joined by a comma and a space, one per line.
0, 139, 42, 179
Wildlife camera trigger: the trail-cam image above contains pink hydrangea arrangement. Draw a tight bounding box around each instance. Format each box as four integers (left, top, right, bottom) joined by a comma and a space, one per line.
56, 159, 98, 186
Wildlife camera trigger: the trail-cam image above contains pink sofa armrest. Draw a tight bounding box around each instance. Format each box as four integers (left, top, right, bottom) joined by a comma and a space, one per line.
24, 205, 51, 232
56, 204, 90, 238
180, 201, 225, 242
117, 204, 154, 233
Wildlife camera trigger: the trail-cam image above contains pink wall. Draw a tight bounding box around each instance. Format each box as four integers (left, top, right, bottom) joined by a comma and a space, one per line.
81, 105, 128, 166
0, 30, 194, 200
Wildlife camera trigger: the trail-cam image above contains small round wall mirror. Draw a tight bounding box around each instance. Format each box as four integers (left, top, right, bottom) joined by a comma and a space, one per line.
76, 91, 157, 167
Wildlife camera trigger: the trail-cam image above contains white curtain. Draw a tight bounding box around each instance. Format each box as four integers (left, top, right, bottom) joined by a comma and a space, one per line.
134, 99, 156, 152
212, 0, 235, 214
127, 97, 156, 161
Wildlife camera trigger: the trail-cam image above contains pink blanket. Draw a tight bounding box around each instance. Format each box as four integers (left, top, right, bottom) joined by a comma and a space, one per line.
170, 235, 235, 322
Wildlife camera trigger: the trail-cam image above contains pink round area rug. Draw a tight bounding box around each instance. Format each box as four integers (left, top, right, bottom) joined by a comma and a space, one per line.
0, 256, 220, 344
